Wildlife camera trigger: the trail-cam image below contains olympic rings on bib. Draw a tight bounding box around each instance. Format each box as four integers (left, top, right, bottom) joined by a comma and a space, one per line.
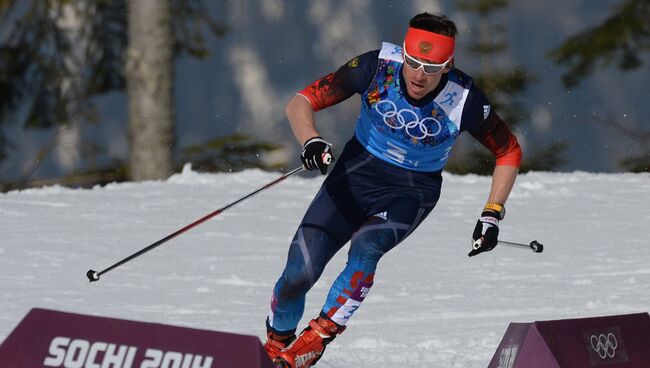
374, 100, 442, 140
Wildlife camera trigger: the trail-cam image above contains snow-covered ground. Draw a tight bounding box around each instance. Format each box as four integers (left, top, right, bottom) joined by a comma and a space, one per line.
1, 168, 649, 367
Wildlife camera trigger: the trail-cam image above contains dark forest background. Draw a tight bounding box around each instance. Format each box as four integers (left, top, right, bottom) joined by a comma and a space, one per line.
1, 0, 648, 191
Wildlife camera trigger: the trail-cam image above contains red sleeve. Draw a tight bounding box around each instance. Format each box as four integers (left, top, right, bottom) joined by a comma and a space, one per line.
469, 111, 523, 167
298, 51, 378, 111
298, 72, 354, 112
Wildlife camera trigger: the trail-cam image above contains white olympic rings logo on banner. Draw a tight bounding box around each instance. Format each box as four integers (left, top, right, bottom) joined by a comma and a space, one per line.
590, 333, 617, 359
374, 100, 442, 140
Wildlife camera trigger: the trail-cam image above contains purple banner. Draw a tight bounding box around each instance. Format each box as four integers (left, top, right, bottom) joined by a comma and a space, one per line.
488, 323, 559, 368
488, 323, 529, 368
489, 312, 650, 368
0, 308, 273, 368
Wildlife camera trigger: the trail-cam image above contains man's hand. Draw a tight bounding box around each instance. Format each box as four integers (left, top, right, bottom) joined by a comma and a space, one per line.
468, 207, 503, 257
301, 137, 333, 175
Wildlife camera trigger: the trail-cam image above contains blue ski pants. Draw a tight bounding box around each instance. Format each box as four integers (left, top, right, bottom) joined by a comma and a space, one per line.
267, 137, 442, 334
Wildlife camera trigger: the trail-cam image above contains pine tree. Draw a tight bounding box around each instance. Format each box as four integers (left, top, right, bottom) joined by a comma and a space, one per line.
549, 0, 649, 172
0, 0, 235, 189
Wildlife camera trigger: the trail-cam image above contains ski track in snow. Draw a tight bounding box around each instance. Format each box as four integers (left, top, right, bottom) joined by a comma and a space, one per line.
1, 169, 649, 367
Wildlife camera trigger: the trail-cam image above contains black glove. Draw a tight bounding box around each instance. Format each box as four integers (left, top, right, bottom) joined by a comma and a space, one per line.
301, 137, 333, 175
468, 207, 503, 257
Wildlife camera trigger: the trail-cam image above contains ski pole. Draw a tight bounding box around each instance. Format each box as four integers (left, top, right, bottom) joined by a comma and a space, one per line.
86, 165, 306, 282
471, 239, 544, 256
498, 240, 544, 253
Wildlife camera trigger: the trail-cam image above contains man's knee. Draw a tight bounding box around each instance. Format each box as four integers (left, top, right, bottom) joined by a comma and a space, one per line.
350, 226, 398, 265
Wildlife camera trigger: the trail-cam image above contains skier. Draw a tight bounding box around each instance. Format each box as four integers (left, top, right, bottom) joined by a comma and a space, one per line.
265, 12, 522, 368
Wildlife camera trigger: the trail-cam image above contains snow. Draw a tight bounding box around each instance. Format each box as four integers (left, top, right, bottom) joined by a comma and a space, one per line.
1, 168, 649, 367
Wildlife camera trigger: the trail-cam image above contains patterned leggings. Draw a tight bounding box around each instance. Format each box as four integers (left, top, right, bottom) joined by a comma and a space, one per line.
267, 138, 441, 334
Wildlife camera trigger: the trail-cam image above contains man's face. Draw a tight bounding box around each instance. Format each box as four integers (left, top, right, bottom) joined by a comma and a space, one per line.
402, 53, 450, 100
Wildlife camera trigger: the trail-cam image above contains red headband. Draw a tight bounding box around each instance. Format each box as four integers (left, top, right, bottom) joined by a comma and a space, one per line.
404, 27, 455, 63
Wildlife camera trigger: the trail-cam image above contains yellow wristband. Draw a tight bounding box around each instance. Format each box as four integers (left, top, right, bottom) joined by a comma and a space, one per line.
484, 202, 504, 213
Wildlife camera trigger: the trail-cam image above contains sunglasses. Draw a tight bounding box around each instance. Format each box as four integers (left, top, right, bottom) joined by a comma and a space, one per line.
402, 43, 452, 75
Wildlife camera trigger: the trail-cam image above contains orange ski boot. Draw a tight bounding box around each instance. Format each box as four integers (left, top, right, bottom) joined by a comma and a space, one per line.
264, 332, 296, 362
273, 317, 344, 368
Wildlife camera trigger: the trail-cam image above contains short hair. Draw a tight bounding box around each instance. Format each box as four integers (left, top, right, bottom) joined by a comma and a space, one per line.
409, 12, 457, 38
